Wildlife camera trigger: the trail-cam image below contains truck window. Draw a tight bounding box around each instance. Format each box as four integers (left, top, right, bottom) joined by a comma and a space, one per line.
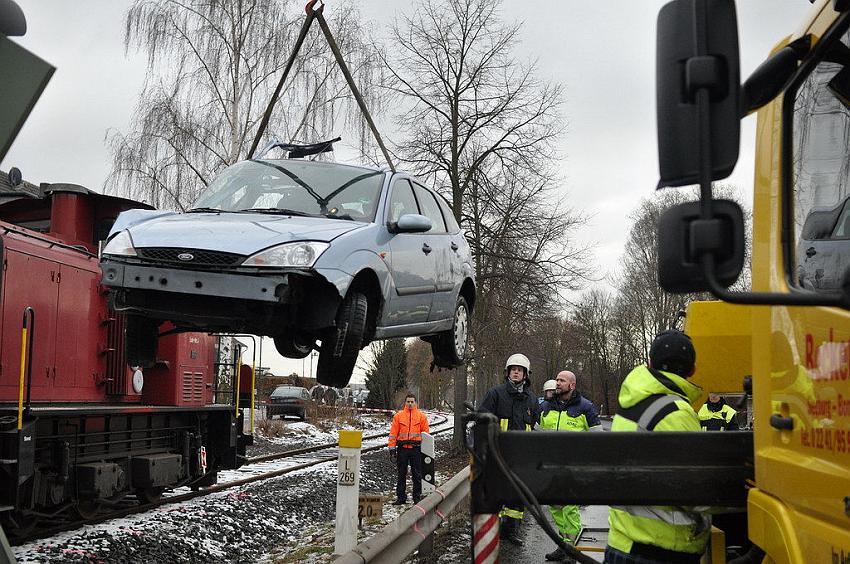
791, 27, 850, 291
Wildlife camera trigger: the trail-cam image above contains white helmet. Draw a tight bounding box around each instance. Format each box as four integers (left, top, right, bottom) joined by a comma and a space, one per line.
543, 379, 556, 392
505, 353, 531, 373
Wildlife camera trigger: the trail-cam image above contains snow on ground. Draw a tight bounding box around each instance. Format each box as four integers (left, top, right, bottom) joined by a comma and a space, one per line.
12, 411, 456, 563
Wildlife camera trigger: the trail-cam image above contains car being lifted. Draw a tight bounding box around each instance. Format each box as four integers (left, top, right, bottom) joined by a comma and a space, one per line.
100, 144, 475, 387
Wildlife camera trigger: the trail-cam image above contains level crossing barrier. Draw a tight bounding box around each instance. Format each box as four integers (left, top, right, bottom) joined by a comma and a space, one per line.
336, 465, 470, 564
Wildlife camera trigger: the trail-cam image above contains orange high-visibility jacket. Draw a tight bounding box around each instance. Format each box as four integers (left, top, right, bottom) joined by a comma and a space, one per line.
388, 407, 430, 448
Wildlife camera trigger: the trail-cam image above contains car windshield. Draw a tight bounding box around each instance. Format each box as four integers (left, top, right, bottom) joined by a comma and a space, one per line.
191, 160, 385, 222
271, 387, 305, 398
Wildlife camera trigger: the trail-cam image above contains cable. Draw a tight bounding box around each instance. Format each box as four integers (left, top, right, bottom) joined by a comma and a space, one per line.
464, 405, 597, 564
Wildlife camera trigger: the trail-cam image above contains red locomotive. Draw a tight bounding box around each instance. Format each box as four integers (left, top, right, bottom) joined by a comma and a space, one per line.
0, 178, 250, 534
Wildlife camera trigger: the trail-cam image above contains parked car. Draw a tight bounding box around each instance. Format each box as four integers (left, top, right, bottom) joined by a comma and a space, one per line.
796, 194, 850, 291
267, 385, 311, 420
100, 152, 476, 388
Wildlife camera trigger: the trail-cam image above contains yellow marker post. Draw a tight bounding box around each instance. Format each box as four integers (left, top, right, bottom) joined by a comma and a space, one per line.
234, 347, 242, 418
334, 429, 363, 555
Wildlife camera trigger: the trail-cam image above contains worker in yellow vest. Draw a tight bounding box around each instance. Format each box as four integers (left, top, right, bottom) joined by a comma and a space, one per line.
698, 392, 739, 431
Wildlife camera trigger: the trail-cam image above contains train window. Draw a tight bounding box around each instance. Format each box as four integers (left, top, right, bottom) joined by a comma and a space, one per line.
790, 27, 850, 292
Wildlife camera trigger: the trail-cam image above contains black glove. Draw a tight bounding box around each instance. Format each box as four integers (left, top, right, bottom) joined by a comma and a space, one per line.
389, 447, 397, 461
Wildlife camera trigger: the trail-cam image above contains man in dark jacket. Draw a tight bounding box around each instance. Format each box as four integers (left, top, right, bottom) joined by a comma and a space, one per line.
479, 353, 539, 545
698, 392, 740, 431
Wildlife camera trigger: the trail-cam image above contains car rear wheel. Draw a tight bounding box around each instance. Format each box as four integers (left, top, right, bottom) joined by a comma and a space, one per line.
316, 291, 367, 388
273, 335, 313, 359
431, 296, 469, 368
125, 315, 159, 368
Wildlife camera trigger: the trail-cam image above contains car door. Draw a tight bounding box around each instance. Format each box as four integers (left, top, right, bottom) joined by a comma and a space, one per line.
411, 183, 453, 322
385, 178, 434, 326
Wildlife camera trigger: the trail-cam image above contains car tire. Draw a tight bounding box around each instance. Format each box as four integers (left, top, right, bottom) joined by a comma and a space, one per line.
431, 295, 469, 368
273, 335, 313, 359
316, 291, 367, 388
125, 315, 159, 368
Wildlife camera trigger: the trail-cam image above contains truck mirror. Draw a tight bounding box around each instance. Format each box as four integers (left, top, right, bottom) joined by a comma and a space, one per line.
656, 0, 740, 188
658, 200, 745, 293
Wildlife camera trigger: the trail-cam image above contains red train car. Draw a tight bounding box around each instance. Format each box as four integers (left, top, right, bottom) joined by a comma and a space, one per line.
0, 181, 249, 532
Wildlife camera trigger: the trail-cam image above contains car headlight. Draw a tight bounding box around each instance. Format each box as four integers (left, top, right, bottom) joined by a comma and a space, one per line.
101, 230, 137, 257
242, 241, 329, 267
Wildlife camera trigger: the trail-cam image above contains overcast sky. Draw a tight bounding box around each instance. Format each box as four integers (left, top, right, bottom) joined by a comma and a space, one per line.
4, 0, 813, 380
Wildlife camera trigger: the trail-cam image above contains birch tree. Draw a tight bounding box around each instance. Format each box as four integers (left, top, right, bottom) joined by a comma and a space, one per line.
106, 0, 385, 209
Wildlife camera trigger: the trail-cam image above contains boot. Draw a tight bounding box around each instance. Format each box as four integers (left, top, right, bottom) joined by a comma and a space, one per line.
545, 542, 576, 563
545, 547, 567, 561
500, 518, 524, 546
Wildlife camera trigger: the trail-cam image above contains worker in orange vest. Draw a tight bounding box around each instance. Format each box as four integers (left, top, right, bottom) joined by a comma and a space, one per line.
388, 392, 430, 505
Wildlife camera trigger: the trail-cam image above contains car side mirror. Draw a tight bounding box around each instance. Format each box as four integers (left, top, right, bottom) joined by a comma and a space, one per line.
658, 200, 745, 292
656, 0, 740, 188
391, 213, 432, 234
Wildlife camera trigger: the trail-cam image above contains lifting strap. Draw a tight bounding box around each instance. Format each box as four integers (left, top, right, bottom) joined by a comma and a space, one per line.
248, 0, 396, 172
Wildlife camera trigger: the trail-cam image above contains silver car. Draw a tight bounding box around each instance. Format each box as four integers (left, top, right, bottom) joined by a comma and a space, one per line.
100, 159, 475, 387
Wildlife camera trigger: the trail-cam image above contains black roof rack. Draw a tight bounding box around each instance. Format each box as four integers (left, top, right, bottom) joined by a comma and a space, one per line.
255, 137, 341, 160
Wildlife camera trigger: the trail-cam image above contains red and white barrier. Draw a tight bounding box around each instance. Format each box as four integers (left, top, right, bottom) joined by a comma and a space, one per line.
472, 513, 499, 564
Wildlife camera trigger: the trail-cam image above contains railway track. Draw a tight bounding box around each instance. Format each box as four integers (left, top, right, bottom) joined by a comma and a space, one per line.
10, 413, 452, 545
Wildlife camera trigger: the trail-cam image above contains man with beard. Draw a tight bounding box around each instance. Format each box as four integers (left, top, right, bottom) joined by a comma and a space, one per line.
539, 370, 602, 562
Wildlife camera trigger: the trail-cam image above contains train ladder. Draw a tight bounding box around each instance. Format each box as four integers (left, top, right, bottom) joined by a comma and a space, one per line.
472, 513, 499, 564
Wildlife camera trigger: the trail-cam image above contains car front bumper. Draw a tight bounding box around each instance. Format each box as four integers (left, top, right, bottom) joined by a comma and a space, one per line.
101, 260, 288, 303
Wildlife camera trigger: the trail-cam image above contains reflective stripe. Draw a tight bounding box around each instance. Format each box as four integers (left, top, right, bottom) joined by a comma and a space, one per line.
500, 419, 508, 431
610, 505, 708, 529
636, 395, 680, 431
499, 507, 524, 519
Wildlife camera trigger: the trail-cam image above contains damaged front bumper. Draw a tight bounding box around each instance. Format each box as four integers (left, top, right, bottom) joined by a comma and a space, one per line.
101, 261, 287, 302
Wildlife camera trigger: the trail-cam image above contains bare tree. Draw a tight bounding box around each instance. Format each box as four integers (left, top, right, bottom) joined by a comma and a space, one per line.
106, 0, 385, 209
383, 0, 588, 443
611, 186, 752, 372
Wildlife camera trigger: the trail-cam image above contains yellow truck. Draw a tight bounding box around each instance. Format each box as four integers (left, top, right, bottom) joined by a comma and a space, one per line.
469, 1, 850, 562
680, 0, 850, 560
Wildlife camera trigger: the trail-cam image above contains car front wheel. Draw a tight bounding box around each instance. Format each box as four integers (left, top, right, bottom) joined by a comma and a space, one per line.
315, 291, 367, 388
431, 295, 469, 368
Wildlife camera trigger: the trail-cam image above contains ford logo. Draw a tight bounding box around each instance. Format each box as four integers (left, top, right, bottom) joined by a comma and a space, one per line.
177, 253, 195, 261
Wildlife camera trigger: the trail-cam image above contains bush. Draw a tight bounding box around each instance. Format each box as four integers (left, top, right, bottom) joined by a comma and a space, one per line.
256, 418, 287, 438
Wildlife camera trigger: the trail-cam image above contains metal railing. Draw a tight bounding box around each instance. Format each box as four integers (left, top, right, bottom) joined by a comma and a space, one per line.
336, 466, 470, 564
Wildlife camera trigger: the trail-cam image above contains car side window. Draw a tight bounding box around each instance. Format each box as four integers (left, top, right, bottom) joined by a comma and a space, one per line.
412, 183, 447, 234
388, 179, 419, 223
831, 200, 850, 238
791, 27, 850, 291
434, 192, 460, 233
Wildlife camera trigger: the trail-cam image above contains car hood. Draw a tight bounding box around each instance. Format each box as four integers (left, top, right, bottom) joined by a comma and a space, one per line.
111, 209, 367, 254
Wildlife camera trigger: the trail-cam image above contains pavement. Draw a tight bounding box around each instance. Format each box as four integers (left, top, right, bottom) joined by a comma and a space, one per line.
499, 505, 609, 563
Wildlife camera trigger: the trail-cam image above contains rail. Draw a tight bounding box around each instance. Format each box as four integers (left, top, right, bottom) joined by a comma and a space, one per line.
11, 421, 455, 544
336, 465, 470, 564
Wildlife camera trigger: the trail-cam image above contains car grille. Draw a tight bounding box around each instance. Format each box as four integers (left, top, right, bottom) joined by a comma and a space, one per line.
136, 247, 245, 267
